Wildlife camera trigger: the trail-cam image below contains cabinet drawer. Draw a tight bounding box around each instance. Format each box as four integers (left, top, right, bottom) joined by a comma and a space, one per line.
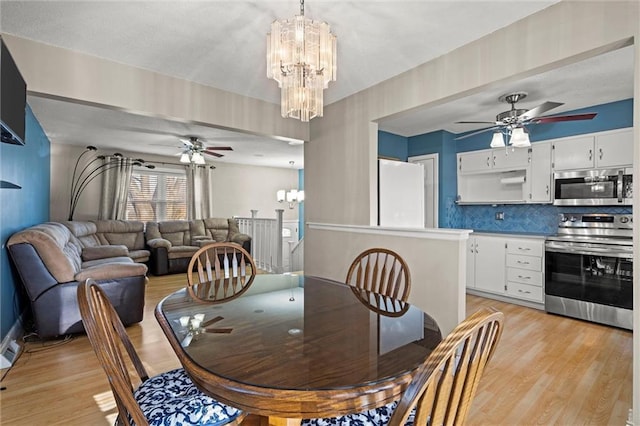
507, 267, 543, 286
507, 281, 543, 302
506, 240, 543, 257
506, 254, 541, 271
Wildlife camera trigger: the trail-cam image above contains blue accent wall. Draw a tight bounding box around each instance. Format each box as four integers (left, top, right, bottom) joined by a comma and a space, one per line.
0, 105, 50, 340
379, 131, 408, 161
381, 98, 634, 233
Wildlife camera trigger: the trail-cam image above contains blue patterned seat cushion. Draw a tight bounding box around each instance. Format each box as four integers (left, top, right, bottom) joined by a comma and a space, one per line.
301, 402, 416, 426
131, 368, 242, 426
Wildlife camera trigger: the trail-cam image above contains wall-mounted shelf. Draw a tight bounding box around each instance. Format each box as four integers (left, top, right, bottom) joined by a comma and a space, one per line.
0, 180, 21, 189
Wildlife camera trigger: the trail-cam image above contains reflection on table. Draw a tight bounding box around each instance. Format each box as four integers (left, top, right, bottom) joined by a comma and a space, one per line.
155, 273, 442, 423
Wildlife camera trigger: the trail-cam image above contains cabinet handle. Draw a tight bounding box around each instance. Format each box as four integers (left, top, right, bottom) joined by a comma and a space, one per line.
599, 148, 603, 160
517, 260, 530, 265
546, 184, 549, 195
486, 157, 490, 167
517, 275, 531, 280
517, 289, 532, 295
589, 149, 592, 161
518, 247, 531, 251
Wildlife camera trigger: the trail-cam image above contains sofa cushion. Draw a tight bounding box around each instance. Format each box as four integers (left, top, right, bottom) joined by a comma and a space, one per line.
7, 223, 82, 283
62, 221, 102, 248
202, 218, 231, 242
155, 221, 192, 246
82, 245, 129, 261
167, 246, 199, 260
128, 249, 151, 262
93, 220, 146, 250
76, 260, 148, 282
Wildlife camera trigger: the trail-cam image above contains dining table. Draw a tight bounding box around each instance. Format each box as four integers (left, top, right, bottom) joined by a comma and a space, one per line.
155, 273, 442, 426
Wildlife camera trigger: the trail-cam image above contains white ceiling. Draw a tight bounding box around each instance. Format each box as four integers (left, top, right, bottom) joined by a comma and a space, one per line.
1, 1, 634, 167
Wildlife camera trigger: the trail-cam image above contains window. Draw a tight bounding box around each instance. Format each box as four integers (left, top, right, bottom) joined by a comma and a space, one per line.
126, 170, 187, 221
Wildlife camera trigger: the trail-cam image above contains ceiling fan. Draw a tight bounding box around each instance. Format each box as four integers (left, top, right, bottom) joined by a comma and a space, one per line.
178, 136, 233, 164
454, 92, 597, 147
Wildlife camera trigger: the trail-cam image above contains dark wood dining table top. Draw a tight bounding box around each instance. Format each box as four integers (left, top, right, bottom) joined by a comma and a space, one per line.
155, 274, 442, 421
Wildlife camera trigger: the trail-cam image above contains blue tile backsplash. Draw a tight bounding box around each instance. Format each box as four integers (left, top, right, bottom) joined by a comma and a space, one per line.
452, 204, 631, 234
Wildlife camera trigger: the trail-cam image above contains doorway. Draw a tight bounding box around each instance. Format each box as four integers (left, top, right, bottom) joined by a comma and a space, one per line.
408, 154, 438, 228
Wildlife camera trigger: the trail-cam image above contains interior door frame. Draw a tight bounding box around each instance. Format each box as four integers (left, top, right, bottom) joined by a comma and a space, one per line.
408, 153, 439, 228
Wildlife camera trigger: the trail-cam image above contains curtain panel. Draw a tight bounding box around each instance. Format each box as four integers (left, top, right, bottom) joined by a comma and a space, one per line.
186, 165, 214, 220
99, 156, 134, 220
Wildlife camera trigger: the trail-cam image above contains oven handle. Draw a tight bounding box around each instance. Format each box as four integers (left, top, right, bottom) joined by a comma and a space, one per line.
545, 242, 633, 259
617, 169, 624, 203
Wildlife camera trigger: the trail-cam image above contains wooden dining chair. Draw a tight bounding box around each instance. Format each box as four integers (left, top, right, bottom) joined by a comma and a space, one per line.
302, 307, 504, 426
350, 287, 410, 317
77, 279, 245, 426
186, 242, 257, 302
346, 248, 411, 302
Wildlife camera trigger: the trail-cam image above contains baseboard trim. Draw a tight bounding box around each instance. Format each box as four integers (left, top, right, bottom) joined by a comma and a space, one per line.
466, 288, 545, 311
0, 313, 24, 369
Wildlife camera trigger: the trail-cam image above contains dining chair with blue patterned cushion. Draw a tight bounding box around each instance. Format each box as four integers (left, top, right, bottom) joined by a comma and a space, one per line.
301, 307, 504, 426
77, 279, 245, 426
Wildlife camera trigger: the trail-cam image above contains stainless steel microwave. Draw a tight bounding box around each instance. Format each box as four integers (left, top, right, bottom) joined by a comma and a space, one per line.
553, 168, 633, 206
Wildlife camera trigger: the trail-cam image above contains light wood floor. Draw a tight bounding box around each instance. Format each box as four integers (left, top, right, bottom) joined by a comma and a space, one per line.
0, 274, 632, 425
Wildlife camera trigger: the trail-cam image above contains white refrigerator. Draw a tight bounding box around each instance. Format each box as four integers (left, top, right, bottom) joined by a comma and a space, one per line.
378, 159, 425, 228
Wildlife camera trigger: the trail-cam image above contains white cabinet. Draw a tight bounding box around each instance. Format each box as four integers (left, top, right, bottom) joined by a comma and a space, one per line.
457, 148, 531, 204
553, 128, 633, 171
466, 234, 545, 306
458, 151, 492, 174
552, 135, 594, 170
493, 147, 530, 170
504, 238, 544, 303
466, 235, 506, 295
458, 147, 530, 175
595, 128, 634, 168
528, 142, 552, 203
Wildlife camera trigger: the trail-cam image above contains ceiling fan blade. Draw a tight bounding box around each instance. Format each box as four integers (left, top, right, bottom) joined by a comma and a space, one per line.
205, 146, 233, 151
454, 126, 501, 140
518, 101, 563, 121
531, 113, 597, 124
203, 151, 224, 158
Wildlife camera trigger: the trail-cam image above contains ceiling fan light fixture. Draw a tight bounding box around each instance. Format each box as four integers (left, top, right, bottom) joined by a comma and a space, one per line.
490, 131, 505, 148
509, 127, 531, 148
267, 0, 336, 122
180, 152, 191, 163
191, 152, 206, 165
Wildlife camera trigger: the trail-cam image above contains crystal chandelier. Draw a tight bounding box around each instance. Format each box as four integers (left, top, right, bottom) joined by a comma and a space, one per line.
267, 0, 337, 122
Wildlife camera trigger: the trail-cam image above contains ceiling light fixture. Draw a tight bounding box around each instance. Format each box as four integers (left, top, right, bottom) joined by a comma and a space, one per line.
267, 0, 337, 122
490, 131, 505, 148
509, 126, 531, 148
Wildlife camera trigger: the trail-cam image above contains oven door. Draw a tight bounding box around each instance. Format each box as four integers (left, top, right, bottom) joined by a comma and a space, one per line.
545, 241, 633, 310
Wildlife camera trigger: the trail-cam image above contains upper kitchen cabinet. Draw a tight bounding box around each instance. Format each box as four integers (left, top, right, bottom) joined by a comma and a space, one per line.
458, 147, 529, 174
553, 128, 633, 171
528, 142, 552, 203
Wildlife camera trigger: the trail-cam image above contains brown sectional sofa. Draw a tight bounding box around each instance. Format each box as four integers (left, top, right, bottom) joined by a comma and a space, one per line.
7, 222, 147, 338
145, 218, 251, 276
63, 220, 150, 263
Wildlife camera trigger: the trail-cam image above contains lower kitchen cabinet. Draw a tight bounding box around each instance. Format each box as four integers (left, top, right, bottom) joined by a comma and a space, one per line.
467, 234, 545, 307
466, 235, 506, 294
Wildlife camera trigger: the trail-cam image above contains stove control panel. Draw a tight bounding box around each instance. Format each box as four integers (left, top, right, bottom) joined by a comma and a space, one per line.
558, 213, 633, 229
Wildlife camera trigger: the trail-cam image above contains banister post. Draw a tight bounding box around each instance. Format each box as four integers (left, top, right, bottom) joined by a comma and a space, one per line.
275, 209, 284, 273
250, 209, 258, 239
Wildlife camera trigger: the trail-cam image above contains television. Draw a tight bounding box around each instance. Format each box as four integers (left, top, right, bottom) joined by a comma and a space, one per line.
1, 36, 26, 145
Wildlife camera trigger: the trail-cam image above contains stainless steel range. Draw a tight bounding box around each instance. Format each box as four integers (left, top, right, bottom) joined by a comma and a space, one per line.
545, 213, 633, 330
